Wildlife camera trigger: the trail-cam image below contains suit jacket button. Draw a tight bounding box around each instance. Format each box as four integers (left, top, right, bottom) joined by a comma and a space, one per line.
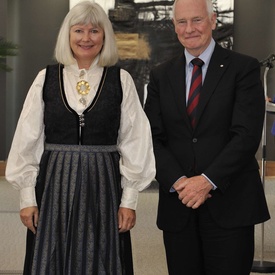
192, 138, 198, 143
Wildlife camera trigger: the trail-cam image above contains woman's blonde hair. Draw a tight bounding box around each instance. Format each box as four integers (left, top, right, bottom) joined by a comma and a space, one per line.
54, 1, 118, 67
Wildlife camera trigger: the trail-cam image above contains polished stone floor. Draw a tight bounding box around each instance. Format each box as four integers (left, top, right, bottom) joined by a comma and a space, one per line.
1, 177, 275, 275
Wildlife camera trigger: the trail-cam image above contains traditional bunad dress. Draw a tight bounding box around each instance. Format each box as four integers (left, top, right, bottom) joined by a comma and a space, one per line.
6, 58, 155, 275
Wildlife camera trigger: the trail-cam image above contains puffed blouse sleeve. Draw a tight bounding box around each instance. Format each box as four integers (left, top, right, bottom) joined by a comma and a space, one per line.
5, 69, 46, 210
118, 69, 156, 210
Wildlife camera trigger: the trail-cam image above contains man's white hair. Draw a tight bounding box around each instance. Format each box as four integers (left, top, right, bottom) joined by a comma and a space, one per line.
172, 0, 214, 19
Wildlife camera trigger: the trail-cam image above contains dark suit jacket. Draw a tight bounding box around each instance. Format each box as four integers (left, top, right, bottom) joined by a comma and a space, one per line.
145, 43, 270, 231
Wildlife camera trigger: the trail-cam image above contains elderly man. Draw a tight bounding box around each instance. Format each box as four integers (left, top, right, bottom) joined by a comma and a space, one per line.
145, 0, 270, 274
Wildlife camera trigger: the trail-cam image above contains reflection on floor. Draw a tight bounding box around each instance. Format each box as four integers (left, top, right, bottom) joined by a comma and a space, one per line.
0, 177, 275, 275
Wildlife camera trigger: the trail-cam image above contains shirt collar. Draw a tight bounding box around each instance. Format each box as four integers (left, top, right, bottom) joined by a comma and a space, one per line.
65, 55, 101, 76
185, 38, 215, 67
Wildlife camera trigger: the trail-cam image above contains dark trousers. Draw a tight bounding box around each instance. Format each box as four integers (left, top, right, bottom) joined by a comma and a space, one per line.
163, 204, 255, 275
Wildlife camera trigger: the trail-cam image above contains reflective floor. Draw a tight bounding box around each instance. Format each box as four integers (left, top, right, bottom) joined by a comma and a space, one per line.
1, 177, 275, 275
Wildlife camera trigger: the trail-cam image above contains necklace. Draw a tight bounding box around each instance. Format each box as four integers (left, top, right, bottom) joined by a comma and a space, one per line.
76, 70, 90, 107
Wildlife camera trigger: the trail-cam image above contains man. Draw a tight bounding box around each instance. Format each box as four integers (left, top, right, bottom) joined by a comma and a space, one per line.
144, 0, 270, 274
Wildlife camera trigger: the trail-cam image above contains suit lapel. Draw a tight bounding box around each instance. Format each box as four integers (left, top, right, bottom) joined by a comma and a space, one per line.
167, 53, 192, 128
195, 44, 230, 129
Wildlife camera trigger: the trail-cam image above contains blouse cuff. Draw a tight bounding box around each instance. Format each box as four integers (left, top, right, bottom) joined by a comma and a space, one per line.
119, 187, 139, 210
19, 186, 37, 210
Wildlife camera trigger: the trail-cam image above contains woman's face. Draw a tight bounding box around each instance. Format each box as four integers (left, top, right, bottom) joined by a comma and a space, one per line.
70, 23, 104, 69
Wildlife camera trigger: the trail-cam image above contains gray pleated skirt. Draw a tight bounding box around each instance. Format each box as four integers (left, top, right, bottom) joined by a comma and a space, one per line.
24, 143, 133, 275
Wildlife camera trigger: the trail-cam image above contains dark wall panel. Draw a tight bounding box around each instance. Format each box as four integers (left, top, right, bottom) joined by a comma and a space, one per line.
234, 0, 275, 161
0, 0, 7, 159
4, 0, 69, 159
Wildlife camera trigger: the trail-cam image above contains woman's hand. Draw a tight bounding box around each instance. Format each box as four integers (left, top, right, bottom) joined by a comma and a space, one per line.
118, 207, 136, 233
20, 206, 39, 234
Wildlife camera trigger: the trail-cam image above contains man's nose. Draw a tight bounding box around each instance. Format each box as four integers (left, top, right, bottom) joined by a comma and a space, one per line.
185, 21, 195, 33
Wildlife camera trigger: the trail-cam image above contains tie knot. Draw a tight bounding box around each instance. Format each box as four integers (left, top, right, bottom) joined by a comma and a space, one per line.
191, 58, 204, 67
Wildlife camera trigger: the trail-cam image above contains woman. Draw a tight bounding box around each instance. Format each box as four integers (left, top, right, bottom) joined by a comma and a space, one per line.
5, 1, 155, 274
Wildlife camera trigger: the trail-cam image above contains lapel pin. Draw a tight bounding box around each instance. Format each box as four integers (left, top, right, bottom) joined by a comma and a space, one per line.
220, 64, 224, 67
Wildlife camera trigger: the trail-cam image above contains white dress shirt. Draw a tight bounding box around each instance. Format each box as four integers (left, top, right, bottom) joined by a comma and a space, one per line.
171, 39, 217, 191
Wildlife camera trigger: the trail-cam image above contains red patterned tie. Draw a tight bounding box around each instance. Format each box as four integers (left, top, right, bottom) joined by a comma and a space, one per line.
187, 58, 204, 128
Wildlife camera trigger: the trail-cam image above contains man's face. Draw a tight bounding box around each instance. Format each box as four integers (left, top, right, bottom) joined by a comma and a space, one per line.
173, 0, 216, 56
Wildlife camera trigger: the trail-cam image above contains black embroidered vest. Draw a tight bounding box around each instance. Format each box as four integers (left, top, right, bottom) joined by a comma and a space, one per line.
43, 64, 122, 145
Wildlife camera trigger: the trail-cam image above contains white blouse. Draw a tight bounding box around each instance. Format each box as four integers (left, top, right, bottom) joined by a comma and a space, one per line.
5, 60, 156, 210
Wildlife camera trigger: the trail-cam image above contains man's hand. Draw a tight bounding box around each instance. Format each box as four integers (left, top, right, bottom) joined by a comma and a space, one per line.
174, 175, 212, 209
118, 207, 136, 233
20, 206, 39, 234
